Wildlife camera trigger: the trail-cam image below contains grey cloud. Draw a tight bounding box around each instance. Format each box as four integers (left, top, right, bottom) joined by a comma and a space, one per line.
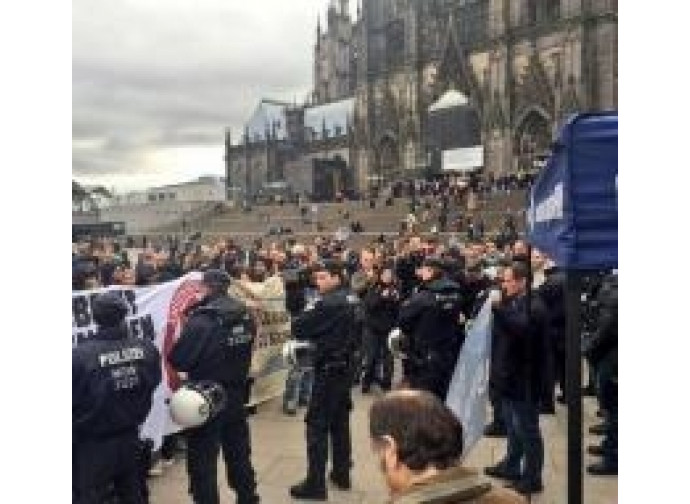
72, 0, 336, 188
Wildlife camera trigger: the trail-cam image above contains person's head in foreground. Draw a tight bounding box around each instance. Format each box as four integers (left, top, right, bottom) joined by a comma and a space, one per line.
369, 390, 526, 503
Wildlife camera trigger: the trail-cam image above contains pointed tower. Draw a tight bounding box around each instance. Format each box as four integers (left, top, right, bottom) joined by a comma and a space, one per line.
340, 0, 349, 17
317, 15, 321, 47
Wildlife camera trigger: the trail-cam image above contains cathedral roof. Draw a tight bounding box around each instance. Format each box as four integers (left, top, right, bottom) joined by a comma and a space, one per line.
429, 89, 469, 112
304, 96, 354, 140
245, 99, 289, 142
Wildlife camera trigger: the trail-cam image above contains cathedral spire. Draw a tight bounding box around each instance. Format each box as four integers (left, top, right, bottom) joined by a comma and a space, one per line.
317, 14, 321, 48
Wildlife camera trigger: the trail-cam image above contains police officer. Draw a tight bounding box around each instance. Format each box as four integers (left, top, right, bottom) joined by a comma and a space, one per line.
73, 292, 162, 504
289, 259, 359, 501
168, 269, 260, 504
398, 255, 464, 400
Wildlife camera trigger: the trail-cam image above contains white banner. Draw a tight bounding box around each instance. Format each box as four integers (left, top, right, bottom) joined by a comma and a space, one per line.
445, 300, 492, 458
72, 272, 290, 450
442, 146, 484, 172
228, 275, 291, 405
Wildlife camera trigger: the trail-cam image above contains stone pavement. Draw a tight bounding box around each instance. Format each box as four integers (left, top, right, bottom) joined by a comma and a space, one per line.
149, 390, 617, 503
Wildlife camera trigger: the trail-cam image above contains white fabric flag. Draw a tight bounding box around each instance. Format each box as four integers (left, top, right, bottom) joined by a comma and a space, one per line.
445, 300, 492, 458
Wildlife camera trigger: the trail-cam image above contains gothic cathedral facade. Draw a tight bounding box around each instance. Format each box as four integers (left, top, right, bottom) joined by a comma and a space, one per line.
225, 0, 617, 199
316, 0, 617, 191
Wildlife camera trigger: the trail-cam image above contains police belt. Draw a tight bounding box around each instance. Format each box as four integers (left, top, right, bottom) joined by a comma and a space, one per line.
315, 357, 351, 374
75, 425, 139, 442
405, 350, 443, 370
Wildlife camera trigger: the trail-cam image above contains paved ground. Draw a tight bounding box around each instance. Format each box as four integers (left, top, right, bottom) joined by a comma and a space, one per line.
149, 388, 617, 503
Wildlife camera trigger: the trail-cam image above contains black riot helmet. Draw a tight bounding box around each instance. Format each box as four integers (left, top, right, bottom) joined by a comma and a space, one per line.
92, 292, 129, 327
202, 269, 231, 296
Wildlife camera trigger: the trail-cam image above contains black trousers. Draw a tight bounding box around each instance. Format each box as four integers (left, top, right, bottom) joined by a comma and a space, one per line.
185, 392, 258, 504
304, 369, 353, 485
361, 328, 393, 390
406, 368, 453, 400
73, 430, 146, 504
554, 345, 566, 397
488, 385, 505, 427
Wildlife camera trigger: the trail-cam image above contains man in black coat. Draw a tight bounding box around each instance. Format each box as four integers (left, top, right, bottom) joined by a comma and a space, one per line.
397, 256, 464, 400
361, 264, 400, 392
168, 270, 260, 504
536, 261, 566, 403
289, 259, 359, 501
484, 262, 548, 496
73, 292, 162, 504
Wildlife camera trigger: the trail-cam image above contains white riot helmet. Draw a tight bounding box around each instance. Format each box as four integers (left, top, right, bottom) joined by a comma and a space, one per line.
168, 381, 227, 428
387, 328, 408, 359
282, 339, 315, 369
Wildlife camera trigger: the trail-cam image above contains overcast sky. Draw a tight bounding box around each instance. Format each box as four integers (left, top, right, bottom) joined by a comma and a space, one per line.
73, 0, 357, 193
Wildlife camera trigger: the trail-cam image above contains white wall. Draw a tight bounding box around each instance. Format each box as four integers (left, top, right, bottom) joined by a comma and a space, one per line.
111, 177, 226, 206
99, 201, 212, 234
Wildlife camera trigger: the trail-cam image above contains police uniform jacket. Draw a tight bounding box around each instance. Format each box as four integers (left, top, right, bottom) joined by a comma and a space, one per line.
291, 285, 358, 369
490, 293, 548, 402
169, 294, 255, 389
73, 325, 162, 439
398, 276, 464, 369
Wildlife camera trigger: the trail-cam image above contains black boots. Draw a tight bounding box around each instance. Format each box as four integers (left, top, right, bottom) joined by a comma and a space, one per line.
587, 461, 617, 476
506, 479, 544, 495
589, 423, 608, 435
483, 421, 508, 437
484, 464, 521, 481
329, 471, 351, 490
289, 472, 352, 500
289, 478, 327, 501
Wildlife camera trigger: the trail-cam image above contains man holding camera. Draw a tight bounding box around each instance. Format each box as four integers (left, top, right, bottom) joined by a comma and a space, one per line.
281, 254, 316, 415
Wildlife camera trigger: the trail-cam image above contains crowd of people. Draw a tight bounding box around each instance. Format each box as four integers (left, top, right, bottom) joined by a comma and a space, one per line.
72, 229, 617, 503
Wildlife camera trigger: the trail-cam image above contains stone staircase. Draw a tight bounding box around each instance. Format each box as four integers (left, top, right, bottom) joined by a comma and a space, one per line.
132, 190, 528, 247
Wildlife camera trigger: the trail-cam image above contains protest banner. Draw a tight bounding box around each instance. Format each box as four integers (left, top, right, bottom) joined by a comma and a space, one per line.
229, 275, 291, 406
72, 272, 291, 449
445, 299, 492, 458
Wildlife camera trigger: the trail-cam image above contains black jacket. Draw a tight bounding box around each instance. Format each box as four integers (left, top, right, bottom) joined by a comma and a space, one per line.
490, 293, 548, 402
291, 285, 359, 368
536, 267, 566, 352
283, 265, 309, 316
398, 276, 464, 371
395, 253, 423, 299
73, 325, 162, 439
168, 294, 255, 389
460, 275, 493, 319
363, 282, 400, 335
583, 274, 617, 367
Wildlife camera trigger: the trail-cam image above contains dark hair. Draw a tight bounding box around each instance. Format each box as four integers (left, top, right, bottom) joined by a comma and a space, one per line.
313, 259, 345, 282
369, 390, 464, 471
507, 260, 529, 281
